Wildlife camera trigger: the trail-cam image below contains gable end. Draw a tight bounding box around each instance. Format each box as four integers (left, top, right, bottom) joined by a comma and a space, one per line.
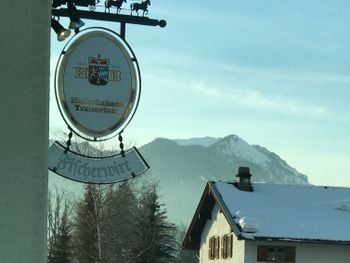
183, 181, 242, 250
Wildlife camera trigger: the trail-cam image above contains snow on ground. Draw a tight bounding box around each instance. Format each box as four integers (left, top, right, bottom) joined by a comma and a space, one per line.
215, 181, 350, 241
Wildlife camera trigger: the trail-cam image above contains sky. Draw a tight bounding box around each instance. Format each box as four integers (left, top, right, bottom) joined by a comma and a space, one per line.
50, 0, 350, 187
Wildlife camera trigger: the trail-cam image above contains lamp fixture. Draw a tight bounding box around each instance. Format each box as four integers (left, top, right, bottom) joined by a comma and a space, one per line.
67, 3, 85, 30
51, 19, 71, 42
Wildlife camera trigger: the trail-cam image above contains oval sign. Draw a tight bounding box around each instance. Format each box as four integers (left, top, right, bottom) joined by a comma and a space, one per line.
55, 28, 140, 140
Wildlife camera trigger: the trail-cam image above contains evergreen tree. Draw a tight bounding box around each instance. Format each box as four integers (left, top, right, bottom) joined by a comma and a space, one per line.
103, 182, 139, 263
132, 183, 178, 263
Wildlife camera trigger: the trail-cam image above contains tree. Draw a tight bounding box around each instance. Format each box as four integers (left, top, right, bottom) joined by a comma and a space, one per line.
47, 187, 73, 263
73, 184, 105, 263
54, 207, 72, 263
68, 139, 108, 263
102, 182, 139, 263
132, 183, 178, 263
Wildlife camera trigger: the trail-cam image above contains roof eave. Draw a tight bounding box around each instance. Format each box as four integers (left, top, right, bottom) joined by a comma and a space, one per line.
241, 235, 350, 246
182, 182, 214, 250
207, 181, 243, 238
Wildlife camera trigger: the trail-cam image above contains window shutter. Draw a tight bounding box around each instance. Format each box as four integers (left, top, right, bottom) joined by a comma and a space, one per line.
215, 237, 220, 259
221, 236, 224, 258
257, 245, 268, 261
208, 237, 212, 259
285, 246, 296, 262
228, 234, 233, 258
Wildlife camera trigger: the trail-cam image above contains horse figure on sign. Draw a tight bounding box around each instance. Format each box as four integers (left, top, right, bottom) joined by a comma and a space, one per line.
130, 0, 150, 16
105, 0, 126, 13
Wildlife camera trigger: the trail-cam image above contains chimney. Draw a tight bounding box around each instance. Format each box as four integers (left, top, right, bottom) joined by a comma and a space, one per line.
235, 166, 253, 192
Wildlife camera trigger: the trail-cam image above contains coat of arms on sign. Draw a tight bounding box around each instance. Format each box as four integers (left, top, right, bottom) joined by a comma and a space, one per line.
88, 54, 110, 86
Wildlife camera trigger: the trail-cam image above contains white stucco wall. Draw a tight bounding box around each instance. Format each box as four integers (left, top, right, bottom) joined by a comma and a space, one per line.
199, 204, 245, 263
244, 240, 350, 263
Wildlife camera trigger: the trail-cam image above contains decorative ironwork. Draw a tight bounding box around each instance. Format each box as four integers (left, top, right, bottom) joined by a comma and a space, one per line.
130, 0, 150, 16
52, 0, 166, 33
53, 0, 100, 11
105, 0, 126, 13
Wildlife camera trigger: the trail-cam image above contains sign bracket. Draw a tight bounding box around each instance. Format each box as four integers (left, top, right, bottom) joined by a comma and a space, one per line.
120, 21, 126, 40
52, 8, 166, 31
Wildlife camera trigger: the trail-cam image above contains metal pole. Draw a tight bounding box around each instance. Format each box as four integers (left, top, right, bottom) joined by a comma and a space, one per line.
120, 21, 126, 39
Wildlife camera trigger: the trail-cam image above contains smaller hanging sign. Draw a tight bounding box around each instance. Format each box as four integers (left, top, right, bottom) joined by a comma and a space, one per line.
49, 142, 149, 184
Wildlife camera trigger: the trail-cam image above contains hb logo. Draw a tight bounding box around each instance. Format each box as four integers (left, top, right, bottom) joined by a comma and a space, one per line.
88, 54, 110, 86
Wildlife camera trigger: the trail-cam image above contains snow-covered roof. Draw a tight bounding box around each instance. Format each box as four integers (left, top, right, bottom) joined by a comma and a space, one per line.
214, 181, 350, 243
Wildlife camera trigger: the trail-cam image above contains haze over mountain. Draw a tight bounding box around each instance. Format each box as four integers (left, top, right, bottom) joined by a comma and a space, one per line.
49, 134, 308, 225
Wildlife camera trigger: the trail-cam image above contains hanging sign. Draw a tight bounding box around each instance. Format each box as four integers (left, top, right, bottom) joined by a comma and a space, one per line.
49, 142, 149, 184
55, 28, 140, 140
51, 28, 149, 184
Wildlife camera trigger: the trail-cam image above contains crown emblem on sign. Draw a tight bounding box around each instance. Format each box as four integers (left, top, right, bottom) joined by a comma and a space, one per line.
88, 54, 110, 65
88, 54, 110, 86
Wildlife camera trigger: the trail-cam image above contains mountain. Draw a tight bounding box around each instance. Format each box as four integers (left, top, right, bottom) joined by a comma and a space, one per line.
138, 134, 308, 224
49, 134, 309, 225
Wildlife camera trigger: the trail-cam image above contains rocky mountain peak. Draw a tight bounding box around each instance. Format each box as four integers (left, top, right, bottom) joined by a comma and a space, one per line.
212, 135, 270, 169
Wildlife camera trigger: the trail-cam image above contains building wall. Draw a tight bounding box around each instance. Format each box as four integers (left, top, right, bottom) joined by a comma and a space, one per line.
199, 204, 245, 263
0, 0, 51, 262
244, 240, 350, 263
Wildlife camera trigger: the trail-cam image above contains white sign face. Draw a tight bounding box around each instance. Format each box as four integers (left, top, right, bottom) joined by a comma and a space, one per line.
48, 142, 149, 184
55, 29, 140, 140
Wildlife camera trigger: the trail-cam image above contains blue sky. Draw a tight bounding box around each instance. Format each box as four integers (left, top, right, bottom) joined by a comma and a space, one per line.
50, 0, 350, 186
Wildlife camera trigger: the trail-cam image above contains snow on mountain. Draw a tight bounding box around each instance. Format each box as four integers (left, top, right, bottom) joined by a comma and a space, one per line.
213, 135, 270, 169
206, 135, 308, 185
174, 136, 221, 147
175, 135, 307, 185
253, 145, 307, 185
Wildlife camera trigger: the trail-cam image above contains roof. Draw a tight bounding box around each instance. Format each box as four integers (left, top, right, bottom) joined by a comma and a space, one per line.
183, 181, 350, 249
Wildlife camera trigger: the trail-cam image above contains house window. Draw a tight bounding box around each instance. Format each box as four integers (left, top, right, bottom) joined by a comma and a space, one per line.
208, 236, 220, 259
221, 234, 233, 259
257, 245, 296, 262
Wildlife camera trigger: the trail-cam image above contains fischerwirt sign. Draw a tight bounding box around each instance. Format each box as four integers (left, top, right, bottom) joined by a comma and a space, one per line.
49, 142, 148, 184
50, 28, 148, 183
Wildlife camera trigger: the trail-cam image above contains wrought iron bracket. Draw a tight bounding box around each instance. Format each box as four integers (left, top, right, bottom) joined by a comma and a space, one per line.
52, 8, 166, 28
52, 8, 165, 38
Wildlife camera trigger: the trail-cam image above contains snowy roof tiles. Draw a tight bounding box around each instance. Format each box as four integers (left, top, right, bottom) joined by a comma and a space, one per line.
214, 181, 350, 243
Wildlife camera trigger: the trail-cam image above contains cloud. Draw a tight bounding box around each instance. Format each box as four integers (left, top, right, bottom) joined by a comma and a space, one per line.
217, 63, 350, 84
193, 83, 329, 119
138, 60, 349, 123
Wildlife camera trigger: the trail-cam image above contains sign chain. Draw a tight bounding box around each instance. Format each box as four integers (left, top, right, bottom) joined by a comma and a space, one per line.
118, 131, 125, 158
64, 130, 73, 154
